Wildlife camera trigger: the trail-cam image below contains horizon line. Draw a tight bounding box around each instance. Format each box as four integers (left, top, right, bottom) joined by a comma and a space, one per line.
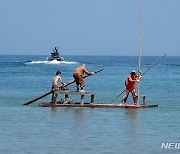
0, 54, 175, 56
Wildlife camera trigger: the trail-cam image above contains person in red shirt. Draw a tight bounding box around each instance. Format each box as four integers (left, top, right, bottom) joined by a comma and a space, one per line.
121, 70, 140, 105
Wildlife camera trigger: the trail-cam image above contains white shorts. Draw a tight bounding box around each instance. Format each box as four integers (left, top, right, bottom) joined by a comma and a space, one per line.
125, 89, 137, 97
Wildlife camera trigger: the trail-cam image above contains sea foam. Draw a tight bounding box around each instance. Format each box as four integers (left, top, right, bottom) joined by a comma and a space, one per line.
25, 60, 78, 65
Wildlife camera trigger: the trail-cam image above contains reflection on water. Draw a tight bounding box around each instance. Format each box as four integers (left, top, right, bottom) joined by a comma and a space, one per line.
0, 107, 178, 154
125, 108, 139, 119
50, 107, 87, 147
74, 108, 85, 124
124, 108, 140, 133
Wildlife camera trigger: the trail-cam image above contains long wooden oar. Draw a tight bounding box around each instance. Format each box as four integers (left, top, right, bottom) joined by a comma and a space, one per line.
23, 68, 104, 105
109, 54, 166, 104
109, 89, 125, 104
141, 53, 166, 76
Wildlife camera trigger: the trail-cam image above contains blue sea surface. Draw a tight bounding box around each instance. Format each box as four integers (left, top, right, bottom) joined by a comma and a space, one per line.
0, 55, 180, 154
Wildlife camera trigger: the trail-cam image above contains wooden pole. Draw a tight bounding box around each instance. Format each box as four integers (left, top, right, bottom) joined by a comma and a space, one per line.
141, 54, 166, 76
137, 0, 144, 105
23, 68, 104, 105
109, 89, 125, 104
109, 54, 166, 104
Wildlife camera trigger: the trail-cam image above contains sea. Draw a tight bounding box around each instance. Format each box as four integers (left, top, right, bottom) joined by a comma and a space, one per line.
0, 55, 179, 154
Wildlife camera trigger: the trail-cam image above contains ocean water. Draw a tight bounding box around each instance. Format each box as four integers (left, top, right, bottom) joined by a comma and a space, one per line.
0, 55, 179, 154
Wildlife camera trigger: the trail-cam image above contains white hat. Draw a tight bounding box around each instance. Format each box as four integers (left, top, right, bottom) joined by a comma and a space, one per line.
130, 70, 136, 74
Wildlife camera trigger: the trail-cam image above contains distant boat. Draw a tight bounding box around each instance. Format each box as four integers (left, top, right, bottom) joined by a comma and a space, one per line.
45, 47, 64, 61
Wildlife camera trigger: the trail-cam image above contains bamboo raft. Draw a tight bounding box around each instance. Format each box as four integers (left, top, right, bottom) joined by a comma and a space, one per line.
39, 90, 158, 108
39, 103, 158, 108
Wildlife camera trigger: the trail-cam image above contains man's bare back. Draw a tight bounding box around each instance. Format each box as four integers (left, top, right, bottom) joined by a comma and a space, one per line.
74, 64, 91, 76
52, 71, 64, 89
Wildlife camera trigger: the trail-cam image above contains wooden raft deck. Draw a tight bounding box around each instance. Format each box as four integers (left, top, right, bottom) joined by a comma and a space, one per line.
40, 90, 158, 108
39, 102, 158, 108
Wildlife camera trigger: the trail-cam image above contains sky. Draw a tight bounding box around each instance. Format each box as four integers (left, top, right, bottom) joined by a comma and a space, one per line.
0, 0, 179, 56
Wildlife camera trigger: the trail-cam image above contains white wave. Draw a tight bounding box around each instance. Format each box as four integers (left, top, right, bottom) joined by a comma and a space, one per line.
25, 60, 78, 65
60, 61, 78, 64
25, 61, 48, 64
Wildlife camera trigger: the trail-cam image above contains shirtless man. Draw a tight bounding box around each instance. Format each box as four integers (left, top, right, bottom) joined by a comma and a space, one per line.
73, 64, 94, 92
51, 71, 65, 104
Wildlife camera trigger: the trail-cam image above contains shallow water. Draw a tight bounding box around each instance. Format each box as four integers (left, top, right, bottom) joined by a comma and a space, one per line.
0, 55, 180, 153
